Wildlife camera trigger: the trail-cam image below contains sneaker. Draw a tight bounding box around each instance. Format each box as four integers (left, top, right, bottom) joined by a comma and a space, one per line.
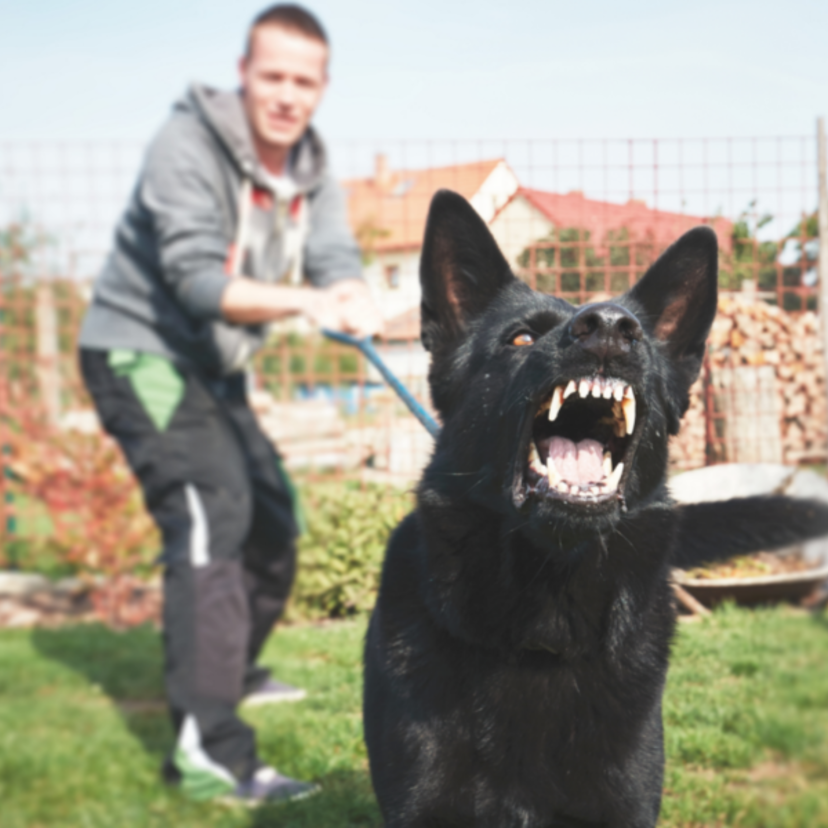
242, 678, 307, 707
221, 765, 320, 806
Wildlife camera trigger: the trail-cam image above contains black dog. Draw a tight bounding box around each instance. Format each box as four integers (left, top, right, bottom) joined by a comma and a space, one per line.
363, 190, 828, 828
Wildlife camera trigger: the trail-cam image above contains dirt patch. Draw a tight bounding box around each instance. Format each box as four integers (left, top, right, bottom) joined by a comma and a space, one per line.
0, 573, 161, 629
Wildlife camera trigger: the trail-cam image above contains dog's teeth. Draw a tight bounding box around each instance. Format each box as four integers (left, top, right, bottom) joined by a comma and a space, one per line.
607, 462, 624, 491
547, 462, 561, 487
589, 485, 599, 495
622, 390, 636, 435
563, 380, 577, 399
548, 386, 564, 422
603, 452, 612, 477
578, 379, 590, 398
613, 382, 624, 401
556, 481, 568, 494
602, 382, 614, 399
591, 379, 602, 398
569, 484, 580, 496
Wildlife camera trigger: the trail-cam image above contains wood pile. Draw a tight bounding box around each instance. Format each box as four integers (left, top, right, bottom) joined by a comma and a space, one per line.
248, 391, 362, 471
669, 379, 707, 470
669, 296, 828, 469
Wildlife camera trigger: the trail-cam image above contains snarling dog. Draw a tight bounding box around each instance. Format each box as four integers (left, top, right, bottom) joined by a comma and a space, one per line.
363, 190, 828, 828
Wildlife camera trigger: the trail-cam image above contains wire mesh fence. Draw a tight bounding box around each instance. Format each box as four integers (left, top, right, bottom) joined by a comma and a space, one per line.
0, 134, 825, 547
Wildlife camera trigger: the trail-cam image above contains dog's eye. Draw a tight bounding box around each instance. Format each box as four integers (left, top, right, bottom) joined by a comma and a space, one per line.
512, 332, 535, 347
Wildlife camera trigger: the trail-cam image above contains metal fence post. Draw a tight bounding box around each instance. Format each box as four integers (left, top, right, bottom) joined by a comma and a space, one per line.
819, 118, 828, 450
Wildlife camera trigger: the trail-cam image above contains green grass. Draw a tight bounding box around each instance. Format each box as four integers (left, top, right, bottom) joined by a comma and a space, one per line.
0, 606, 827, 827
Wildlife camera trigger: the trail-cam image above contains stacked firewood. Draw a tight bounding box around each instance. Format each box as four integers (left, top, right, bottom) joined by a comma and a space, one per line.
668, 378, 707, 470
669, 297, 828, 469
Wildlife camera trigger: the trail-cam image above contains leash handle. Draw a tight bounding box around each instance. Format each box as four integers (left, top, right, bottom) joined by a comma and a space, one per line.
322, 329, 440, 438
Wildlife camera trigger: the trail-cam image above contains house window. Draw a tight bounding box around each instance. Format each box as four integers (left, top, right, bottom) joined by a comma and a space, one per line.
385, 264, 401, 289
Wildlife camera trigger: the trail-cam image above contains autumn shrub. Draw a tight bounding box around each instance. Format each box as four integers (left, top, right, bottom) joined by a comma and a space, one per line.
4, 411, 159, 626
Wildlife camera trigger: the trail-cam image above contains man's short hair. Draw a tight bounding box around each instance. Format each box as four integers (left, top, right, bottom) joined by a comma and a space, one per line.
245, 4, 329, 57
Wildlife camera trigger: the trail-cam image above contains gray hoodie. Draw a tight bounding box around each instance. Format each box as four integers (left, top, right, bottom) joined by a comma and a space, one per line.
79, 84, 362, 375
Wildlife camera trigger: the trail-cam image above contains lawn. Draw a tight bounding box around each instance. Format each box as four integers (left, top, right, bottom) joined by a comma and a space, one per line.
0, 606, 827, 827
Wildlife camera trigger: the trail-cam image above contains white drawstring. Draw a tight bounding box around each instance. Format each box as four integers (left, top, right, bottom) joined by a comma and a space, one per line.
228, 178, 253, 278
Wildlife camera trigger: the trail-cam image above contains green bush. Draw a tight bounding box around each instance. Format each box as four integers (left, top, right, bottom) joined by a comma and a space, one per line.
291, 481, 414, 619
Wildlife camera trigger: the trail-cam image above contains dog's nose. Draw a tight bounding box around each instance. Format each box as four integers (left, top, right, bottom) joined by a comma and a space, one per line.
568, 302, 643, 360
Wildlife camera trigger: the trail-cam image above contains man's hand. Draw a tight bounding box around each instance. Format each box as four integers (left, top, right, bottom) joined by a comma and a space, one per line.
220, 277, 384, 338
319, 279, 385, 339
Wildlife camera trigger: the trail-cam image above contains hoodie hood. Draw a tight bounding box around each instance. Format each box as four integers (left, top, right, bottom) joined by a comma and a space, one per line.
180, 83, 328, 193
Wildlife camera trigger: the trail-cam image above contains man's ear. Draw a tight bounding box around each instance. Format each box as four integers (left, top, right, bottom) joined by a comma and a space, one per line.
420, 190, 516, 353
625, 225, 718, 389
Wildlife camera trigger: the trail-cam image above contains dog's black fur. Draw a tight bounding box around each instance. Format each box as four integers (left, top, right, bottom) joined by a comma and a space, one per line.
363, 191, 828, 828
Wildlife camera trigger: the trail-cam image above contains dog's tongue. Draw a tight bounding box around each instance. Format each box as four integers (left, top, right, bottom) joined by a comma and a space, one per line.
548, 437, 604, 484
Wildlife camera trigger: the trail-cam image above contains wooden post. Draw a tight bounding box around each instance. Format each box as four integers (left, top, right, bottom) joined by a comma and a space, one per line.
35, 281, 61, 427
818, 118, 828, 447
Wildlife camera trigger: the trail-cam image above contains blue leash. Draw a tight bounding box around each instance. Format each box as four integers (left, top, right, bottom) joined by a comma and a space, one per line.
322, 329, 440, 439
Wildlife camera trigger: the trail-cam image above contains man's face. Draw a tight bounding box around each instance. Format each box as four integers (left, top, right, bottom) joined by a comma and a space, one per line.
239, 26, 328, 154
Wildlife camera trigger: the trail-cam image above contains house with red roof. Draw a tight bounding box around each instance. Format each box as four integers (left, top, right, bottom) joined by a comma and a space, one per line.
489, 187, 733, 270
342, 156, 520, 320
342, 159, 733, 334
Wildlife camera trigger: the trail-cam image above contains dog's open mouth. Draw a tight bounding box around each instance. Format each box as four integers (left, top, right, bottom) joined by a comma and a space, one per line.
523, 376, 638, 506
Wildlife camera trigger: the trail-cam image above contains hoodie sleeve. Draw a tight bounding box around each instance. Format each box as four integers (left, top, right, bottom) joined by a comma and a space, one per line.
138, 117, 232, 321
303, 173, 364, 287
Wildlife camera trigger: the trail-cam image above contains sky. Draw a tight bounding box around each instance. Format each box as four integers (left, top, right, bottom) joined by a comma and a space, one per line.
1, 0, 827, 145
0, 0, 825, 275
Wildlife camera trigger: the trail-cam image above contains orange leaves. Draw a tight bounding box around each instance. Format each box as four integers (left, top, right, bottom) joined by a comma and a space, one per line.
5, 412, 159, 626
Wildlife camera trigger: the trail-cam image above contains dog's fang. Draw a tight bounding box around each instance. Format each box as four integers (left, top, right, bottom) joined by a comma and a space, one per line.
548, 386, 564, 422
563, 380, 577, 399
578, 379, 590, 398
622, 393, 636, 436
546, 461, 560, 487
607, 462, 624, 491
603, 452, 612, 477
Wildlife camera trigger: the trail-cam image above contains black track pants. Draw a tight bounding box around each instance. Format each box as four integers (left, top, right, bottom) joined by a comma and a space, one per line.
80, 349, 298, 787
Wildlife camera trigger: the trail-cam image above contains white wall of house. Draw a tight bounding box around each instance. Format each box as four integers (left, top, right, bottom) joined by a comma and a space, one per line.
489, 195, 554, 269
363, 249, 422, 321
469, 161, 521, 223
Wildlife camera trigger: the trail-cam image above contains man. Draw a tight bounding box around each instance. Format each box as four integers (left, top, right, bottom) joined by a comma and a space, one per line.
78, 4, 382, 805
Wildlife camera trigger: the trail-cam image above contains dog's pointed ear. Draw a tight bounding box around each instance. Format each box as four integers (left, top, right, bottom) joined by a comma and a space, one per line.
420, 190, 515, 353
626, 225, 718, 386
